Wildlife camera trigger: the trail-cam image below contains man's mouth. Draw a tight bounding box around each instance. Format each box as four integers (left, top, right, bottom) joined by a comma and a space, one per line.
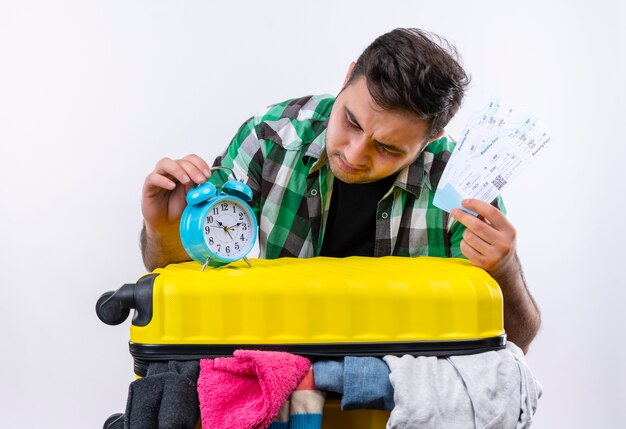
334, 155, 366, 174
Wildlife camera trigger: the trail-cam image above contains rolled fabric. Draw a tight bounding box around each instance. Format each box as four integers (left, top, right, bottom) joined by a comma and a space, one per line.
197, 350, 310, 429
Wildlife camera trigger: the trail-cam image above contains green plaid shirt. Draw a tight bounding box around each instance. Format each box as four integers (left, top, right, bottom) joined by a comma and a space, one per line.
210, 94, 497, 260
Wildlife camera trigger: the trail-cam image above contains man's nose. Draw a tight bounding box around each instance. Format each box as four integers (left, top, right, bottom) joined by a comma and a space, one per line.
343, 136, 369, 166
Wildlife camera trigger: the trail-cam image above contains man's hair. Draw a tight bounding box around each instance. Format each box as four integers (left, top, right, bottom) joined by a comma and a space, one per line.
348, 28, 470, 139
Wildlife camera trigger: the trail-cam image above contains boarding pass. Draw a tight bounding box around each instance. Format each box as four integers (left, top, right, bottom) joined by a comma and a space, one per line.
433, 97, 550, 215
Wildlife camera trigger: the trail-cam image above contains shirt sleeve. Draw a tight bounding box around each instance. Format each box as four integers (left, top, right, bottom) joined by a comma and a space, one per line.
209, 115, 264, 218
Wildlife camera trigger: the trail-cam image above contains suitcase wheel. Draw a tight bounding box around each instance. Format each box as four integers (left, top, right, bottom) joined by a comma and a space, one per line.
96, 291, 131, 325
103, 413, 123, 429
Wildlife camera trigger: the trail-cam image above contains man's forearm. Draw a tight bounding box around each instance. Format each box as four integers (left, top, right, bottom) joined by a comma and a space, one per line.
491, 253, 541, 353
140, 222, 190, 271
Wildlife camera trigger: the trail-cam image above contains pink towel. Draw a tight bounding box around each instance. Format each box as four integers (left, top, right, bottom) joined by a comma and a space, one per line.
197, 350, 311, 429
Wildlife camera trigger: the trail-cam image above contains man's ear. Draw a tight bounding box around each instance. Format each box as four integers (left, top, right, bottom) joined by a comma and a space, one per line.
343, 62, 357, 87
428, 129, 445, 143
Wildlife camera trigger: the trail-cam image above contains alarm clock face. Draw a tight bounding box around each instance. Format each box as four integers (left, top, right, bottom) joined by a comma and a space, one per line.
203, 197, 256, 261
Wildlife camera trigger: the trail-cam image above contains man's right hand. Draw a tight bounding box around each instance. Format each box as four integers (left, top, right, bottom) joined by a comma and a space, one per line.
142, 154, 212, 233
140, 154, 212, 270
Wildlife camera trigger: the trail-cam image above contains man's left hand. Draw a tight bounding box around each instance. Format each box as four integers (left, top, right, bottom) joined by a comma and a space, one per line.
450, 199, 517, 278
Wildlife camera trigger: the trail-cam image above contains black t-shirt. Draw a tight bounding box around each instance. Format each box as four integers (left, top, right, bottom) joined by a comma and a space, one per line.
320, 174, 397, 257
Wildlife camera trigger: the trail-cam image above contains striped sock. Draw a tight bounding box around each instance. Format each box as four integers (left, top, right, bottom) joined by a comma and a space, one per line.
269, 368, 324, 429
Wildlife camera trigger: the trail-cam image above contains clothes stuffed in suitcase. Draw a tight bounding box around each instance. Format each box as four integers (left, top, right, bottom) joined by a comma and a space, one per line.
97, 256, 505, 428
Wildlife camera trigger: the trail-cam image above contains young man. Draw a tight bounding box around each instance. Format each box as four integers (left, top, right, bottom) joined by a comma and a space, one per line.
140, 28, 540, 352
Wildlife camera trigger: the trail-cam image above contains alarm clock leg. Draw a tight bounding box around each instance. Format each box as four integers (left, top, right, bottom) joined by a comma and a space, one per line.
243, 256, 252, 267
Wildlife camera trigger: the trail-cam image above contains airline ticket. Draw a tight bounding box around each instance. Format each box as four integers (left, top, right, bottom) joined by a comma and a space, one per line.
433, 97, 550, 215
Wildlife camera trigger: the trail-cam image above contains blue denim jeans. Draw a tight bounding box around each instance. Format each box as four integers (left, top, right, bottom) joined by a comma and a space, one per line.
313, 357, 394, 410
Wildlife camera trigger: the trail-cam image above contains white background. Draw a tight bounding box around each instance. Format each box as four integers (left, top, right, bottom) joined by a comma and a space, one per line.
1, 1, 624, 428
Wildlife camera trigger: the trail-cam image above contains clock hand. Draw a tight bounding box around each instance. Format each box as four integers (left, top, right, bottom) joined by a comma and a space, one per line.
214, 220, 233, 233
213, 220, 236, 238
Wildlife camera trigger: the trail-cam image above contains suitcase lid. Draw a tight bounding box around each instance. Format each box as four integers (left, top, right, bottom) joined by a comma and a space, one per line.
129, 256, 504, 351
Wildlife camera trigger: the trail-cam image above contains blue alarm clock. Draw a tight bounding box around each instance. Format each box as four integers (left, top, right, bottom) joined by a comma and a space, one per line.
179, 167, 258, 269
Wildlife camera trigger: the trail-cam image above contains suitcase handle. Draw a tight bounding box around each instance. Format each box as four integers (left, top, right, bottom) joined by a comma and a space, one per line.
95, 274, 157, 326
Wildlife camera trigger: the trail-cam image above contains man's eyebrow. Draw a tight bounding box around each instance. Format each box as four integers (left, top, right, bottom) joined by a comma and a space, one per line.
345, 106, 406, 154
345, 107, 362, 129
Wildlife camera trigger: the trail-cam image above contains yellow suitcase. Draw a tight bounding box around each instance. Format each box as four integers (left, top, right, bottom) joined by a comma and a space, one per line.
97, 256, 505, 428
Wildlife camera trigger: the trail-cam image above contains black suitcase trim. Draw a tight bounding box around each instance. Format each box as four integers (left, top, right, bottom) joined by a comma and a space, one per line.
129, 335, 506, 376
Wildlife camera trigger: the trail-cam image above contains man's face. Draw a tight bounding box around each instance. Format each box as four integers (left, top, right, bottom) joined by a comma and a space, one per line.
325, 76, 436, 184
